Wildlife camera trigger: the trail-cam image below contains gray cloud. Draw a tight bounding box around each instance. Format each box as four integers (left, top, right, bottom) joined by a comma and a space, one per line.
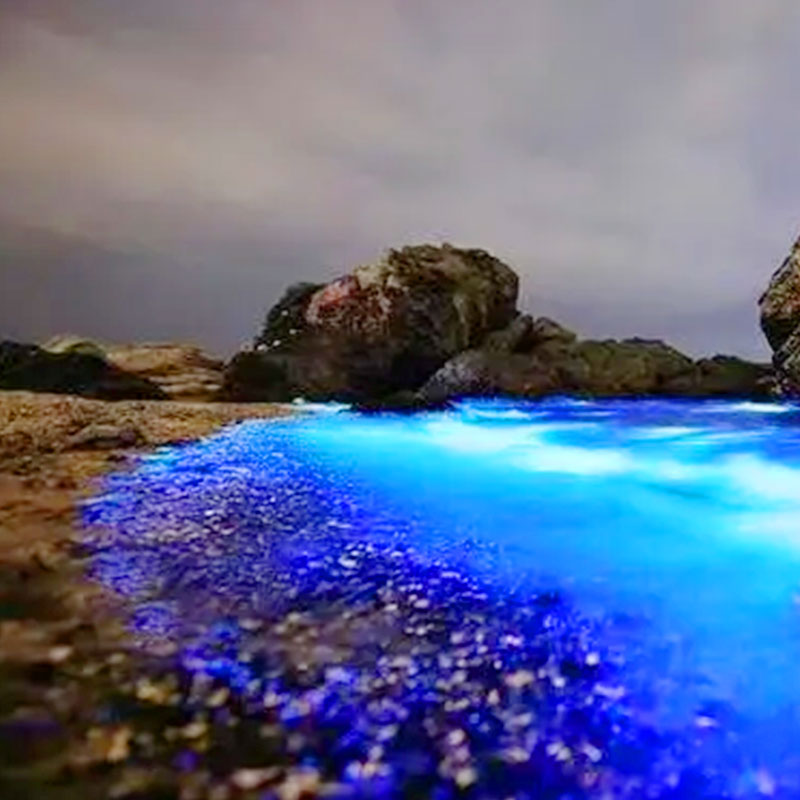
2, 0, 800, 358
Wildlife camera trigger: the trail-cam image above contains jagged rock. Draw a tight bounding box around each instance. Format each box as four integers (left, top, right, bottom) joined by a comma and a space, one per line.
558, 338, 695, 395
0, 342, 165, 401
420, 322, 767, 401
666, 355, 772, 398
530, 317, 577, 346
760, 236, 800, 352
760, 236, 800, 393
104, 343, 224, 402
223, 244, 519, 402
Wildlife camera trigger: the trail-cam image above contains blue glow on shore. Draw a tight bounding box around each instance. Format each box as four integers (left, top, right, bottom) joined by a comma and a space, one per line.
82, 397, 800, 796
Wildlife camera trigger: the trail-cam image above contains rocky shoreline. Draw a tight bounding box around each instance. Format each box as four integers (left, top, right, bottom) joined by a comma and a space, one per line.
222, 243, 775, 405
7, 237, 800, 408
0, 393, 289, 797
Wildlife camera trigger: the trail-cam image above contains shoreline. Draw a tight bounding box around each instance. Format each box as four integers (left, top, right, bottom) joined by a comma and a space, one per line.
0, 392, 291, 795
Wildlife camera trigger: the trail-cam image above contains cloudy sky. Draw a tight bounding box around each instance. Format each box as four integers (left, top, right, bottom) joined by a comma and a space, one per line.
2, 1, 799, 358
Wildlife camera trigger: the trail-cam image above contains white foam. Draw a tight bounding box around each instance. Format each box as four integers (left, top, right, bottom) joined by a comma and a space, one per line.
515, 444, 633, 476
424, 419, 535, 453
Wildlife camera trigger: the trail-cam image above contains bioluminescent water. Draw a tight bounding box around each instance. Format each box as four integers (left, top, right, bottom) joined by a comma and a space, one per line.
83, 399, 800, 798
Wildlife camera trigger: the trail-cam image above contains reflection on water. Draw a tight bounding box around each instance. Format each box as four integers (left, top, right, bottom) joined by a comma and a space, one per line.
83, 398, 800, 797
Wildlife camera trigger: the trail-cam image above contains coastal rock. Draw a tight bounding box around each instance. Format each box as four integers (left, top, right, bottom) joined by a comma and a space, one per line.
0, 341, 166, 401
43, 337, 225, 402
760, 236, 800, 393
64, 422, 145, 451
42, 335, 107, 359
668, 355, 772, 398
420, 323, 768, 401
760, 236, 800, 352
223, 244, 519, 401
104, 343, 224, 402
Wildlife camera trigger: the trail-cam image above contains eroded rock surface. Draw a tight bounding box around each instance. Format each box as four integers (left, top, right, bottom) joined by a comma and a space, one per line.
420, 319, 769, 402
760, 235, 800, 393
104, 343, 224, 402
223, 244, 519, 401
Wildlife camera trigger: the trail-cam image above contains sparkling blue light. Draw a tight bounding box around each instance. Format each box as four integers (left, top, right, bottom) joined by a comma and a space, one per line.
81, 398, 800, 796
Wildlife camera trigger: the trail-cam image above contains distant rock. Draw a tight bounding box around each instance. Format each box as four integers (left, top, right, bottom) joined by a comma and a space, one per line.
42, 337, 225, 402
0, 341, 166, 401
42, 334, 107, 359
104, 343, 224, 402
223, 243, 519, 401
760, 235, 800, 393
670, 355, 772, 398
420, 321, 769, 402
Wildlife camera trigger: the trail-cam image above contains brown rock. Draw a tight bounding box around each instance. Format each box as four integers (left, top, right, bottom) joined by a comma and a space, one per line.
223, 243, 519, 402
105, 343, 224, 402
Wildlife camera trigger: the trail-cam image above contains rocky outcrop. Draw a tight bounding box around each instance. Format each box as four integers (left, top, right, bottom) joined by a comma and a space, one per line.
224, 240, 771, 405
0, 341, 166, 401
42, 337, 225, 402
760, 236, 800, 393
223, 244, 519, 402
420, 317, 770, 403
41, 334, 107, 359
104, 343, 224, 402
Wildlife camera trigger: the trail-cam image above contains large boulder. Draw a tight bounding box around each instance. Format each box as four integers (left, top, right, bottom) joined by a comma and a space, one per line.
760, 235, 800, 393
0, 341, 166, 400
223, 244, 519, 401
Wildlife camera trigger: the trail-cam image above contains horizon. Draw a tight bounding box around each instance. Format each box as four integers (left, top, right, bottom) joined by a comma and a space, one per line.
3, 2, 800, 360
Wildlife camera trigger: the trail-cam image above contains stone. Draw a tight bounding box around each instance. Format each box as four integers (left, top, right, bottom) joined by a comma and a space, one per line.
104, 343, 224, 402
223, 244, 519, 402
420, 322, 767, 401
0, 342, 166, 401
665, 355, 771, 398
760, 235, 800, 352
759, 234, 800, 394
64, 423, 145, 451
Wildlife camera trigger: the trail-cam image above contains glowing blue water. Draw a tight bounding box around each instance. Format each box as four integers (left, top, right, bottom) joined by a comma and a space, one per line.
84, 398, 800, 794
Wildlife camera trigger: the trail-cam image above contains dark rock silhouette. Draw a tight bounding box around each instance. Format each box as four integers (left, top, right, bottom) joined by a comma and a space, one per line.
0, 341, 166, 401
760, 235, 800, 394
223, 244, 519, 401
420, 317, 770, 402
42, 336, 225, 401
225, 241, 771, 404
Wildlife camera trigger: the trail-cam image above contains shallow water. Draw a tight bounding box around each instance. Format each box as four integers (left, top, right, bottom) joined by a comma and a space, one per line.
83, 398, 800, 797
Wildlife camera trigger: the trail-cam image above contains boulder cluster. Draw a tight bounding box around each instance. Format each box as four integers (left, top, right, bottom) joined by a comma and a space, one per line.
222, 243, 772, 405
5, 236, 800, 404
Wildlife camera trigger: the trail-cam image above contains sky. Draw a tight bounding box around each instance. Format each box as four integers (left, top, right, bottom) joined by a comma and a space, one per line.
1, 1, 800, 360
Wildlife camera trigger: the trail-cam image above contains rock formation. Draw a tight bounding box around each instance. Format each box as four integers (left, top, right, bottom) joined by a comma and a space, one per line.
223, 244, 519, 401
760, 235, 800, 393
104, 343, 224, 402
226, 242, 771, 404
43, 337, 225, 402
0, 341, 166, 400
419, 316, 770, 403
